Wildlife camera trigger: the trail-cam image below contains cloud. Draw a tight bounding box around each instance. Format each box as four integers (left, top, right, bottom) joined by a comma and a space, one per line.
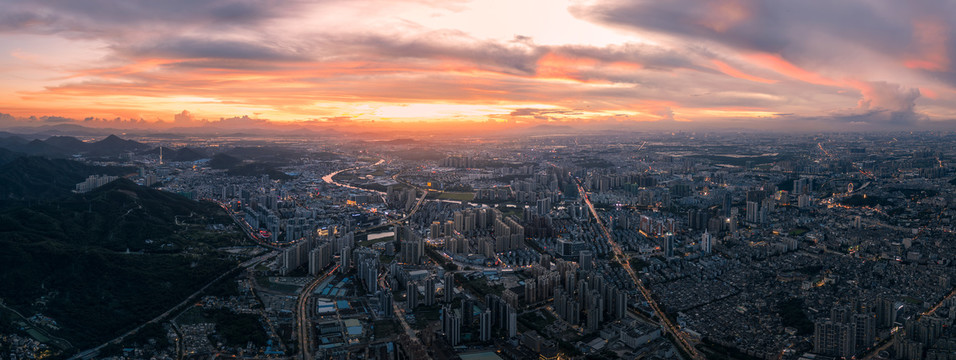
656, 107, 675, 121
849, 81, 925, 125
213, 115, 269, 128
572, 0, 956, 85
0, 0, 954, 129
41, 116, 73, 123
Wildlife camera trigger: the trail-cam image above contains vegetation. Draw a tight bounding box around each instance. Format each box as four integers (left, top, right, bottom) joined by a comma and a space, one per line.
227, 163, 294, 180
208, 153, 242, 169
788, 227, 809, 236
630, 257, 650, 272
0, 159, 241, 350
841, 194, 890, 207
204, 308, 268, 347
777, 297, 813, 335
0, 156, 131, 204
125, 322, 169, 348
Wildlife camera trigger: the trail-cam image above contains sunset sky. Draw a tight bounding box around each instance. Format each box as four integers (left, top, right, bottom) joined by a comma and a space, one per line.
0, 0, 954, 130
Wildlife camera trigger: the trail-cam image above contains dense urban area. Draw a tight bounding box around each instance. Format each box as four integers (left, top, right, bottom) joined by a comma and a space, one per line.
1, 129, 955, 360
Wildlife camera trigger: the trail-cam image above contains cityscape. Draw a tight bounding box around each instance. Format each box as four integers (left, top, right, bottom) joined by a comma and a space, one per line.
1, 1, 955, 360
0, 130, 954, 360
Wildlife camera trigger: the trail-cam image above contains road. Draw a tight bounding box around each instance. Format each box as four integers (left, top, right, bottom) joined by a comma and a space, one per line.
69, 252, 277, 360
321, 159, 387, 194
290, 158, 429, 359
296, 265, 338, 360
860, 285, 956, 359
576, 180, 703, 360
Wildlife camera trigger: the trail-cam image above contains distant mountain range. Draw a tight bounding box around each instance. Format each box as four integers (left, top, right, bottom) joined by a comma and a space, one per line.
0, 133, 149, 158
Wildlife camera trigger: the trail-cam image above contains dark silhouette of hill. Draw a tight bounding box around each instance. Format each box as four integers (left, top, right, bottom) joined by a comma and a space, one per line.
21, 139, 69, 157
86, 134, 149, 156
206, 153, 293, 179
0, 156, 130, 201
383, 138, 418, 145
0, 137, 70, 157
44, 136, 89, 153
0, 177, 239, 349
0, 147, 24, 166
172, 147, 206, 161
0, 135, 29, 149
208, 153, 242, 169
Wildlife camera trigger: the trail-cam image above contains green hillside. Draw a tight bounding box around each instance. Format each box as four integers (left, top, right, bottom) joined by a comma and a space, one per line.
0, 160, 246, 352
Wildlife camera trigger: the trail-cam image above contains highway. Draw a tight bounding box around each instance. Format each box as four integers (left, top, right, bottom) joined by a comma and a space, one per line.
860, 285, 956, 359
296, 265, 338, 360
576, 180, 703, 359
69, 252, 277, 360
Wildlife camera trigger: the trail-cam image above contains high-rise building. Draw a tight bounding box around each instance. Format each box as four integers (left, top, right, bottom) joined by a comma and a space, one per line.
506, 304, 517, 338
444, 272, 456, 303
379, 290, 393, 318
701, 231, 713, 254
578, 250, 593, 271
479, 309, 492, 341
525, 278, 537, 304
721, 192, 733, 217
813, 319, 856, 357
746, 200, 760, 224
402, 237, 423, 264
664, 236, 675, 258
423, 277, 436, 306
442, 305, 461, 346
461, 299, 474, 325
853, 313, 876, 351
406, 281, 419, 310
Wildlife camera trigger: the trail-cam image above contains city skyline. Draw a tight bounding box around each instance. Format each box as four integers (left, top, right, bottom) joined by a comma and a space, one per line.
1, 0, 955, 131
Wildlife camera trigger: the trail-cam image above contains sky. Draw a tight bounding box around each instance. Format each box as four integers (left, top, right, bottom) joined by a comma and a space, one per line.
0, 0, 954, 131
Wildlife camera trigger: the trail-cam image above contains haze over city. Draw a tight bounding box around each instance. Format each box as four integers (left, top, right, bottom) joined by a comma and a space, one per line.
0, 0, 955, 131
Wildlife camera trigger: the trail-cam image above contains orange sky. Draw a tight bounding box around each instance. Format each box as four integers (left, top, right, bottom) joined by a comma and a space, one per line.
0, 0, 954, 130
